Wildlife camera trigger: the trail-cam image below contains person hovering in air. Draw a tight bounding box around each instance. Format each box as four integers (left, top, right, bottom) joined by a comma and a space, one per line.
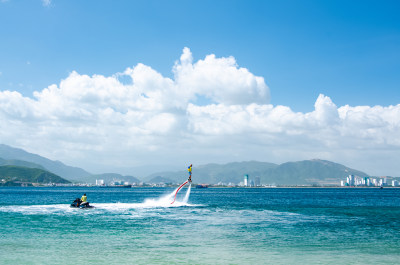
188, 164, 192, 182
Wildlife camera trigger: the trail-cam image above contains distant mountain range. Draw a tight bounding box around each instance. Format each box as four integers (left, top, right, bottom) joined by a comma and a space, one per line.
0, 144, 141, 184
0, 144, 91, 181
147, 160, 369, 185
1, 144, 371, 185
146, 175, 176, 184
0, 165, 70, 186
0, 157, 46, 170
89, 173, 141, 184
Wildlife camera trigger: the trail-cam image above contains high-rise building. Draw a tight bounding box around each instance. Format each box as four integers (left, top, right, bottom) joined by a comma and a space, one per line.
96, 179, 104, 186
244, 174, 249, 187
366, 178, 371, 186
348, 175, 355, 186
382, 177, 387, 186
250, 180, 255, 187
379, 179, 383, 186
255, 177, 261, 186
371, 178, 376, 186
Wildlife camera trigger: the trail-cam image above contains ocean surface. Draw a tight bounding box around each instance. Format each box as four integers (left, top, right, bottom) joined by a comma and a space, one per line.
1, 186, 399, 264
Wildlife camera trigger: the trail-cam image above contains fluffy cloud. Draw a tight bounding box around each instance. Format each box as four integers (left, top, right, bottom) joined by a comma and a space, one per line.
173, 47, 269, 105
188, 95, 400, 149
0, 48, 399, 176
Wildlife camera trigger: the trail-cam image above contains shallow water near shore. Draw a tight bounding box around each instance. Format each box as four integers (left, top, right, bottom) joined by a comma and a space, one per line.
1, 187, 400, 264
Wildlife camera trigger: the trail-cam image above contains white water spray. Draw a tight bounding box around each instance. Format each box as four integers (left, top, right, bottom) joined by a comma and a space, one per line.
142, 183, 192, 207
183, 183, 191, 203
0, 184, 195, 215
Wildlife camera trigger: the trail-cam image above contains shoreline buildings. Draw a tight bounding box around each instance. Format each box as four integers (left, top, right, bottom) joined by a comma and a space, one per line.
244, 174, 249, 187
341, 175, 400, 187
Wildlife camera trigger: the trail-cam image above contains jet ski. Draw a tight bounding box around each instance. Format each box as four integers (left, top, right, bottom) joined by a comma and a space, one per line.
70, 198, 94, 209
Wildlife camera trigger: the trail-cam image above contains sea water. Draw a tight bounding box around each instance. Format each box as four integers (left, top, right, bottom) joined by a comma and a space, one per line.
1, 187, 400, 264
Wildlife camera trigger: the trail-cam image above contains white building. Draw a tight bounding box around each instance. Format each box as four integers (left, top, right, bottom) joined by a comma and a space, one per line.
371, 178, 378, 186
382, 178, 387, 186
366, 178, 371, 186
347, 175, 355, 186
96, 179, 104, 186
379, 179, 384, 186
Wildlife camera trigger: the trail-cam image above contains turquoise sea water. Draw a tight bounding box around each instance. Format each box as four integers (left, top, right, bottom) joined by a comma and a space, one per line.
1, 187, 400, 264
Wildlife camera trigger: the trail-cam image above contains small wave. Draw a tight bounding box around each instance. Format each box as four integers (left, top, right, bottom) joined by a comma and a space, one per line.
0, 204, 75, 215
0, 184, 199, 215
0, 202, 200, 215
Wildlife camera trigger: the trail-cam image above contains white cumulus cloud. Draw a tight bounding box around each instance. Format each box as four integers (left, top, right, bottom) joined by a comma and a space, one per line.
0, 47, 399, 176
173, 47, 269, 105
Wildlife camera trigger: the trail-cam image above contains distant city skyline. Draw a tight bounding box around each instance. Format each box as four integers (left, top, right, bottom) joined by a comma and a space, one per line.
341, 174, 400, 187
0, 1, 399, 176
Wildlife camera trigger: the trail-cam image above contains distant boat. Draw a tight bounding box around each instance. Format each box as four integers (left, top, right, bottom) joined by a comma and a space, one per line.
196, 184, 208, 188
100, 185, 132, 188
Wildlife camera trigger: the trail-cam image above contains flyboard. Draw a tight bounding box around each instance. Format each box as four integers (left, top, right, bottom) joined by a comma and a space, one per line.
171, 164, 192, 204
171, 179, 191, 204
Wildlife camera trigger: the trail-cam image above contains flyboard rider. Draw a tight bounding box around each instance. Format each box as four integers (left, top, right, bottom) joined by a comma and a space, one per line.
188, 164, 192, 182
171, 164, 193, 204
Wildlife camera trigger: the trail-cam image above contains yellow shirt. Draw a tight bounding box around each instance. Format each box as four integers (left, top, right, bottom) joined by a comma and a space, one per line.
81, 195, 87, 202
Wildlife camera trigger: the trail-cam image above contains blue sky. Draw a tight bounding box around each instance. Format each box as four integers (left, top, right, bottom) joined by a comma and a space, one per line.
0, 0, 400, 177
1, 0, 399, 111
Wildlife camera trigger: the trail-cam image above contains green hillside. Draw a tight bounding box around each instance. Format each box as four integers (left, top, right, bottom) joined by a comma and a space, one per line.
147, 175, 175, 184
0, 158, 46, 170
145, 161, 279, 184
0, 165, 70, 186
0, 144, 371, 186
0, 144, 91, 181
146, 159, 369, 185
264, 160, 369, 185
88, 173, 141, 184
